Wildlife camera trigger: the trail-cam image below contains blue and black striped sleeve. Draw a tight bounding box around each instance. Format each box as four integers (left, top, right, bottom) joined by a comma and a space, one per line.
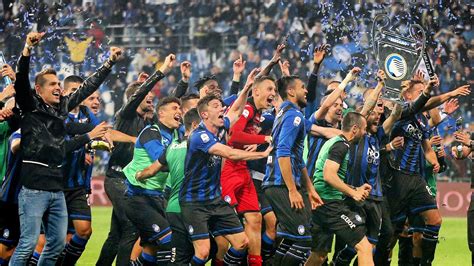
276, 111, 303, 158
139, 127, 165, 161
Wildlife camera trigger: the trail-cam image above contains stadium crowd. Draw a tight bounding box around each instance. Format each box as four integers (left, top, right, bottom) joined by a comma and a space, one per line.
0, 0, 473, 266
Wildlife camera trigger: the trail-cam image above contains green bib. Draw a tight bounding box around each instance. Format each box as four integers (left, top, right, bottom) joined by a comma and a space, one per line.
313, 135, 349, 200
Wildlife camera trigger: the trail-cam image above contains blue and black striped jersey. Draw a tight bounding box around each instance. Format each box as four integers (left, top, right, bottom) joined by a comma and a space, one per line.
263, 101, 306, 188
180, 117, 230, 203
306, 114, 335, 178
347, 127, 386, 200
390, 113, 431, 175
0, 130, 22, 204
63, 106, 100, 190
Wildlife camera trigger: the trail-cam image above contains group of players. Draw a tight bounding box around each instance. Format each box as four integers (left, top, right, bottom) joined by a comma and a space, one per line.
0, 31, 472, 266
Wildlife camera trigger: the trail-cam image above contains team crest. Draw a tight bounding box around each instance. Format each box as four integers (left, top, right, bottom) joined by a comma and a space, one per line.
188, 225, 194, 235
242, 109, 250, 118
297, 225, 305, 235
200, 133, 210, 143
152, 224, 160, 233
3, 229, 9, 239
224, 195, 232, 203
354, 214, 362, 223
293, 117, 301, 126
384, 53, 407, 80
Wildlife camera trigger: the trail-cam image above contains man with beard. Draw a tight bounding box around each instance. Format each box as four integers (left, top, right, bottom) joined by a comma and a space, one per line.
262, 75, 323, 266
97, 54, 175, 266
307, 112, 373, 266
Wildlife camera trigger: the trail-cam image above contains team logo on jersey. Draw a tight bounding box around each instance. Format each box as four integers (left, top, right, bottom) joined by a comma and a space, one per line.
152, 224, 160, 233
3, 229, 9, 239
224, 195, 232, 203
242, 109, 250, 118
385, 53, 407, 80
188, 225, 194, 235
367, 147, 380, 165
406, 124, 423, 141
260, 116, 266, 122
293, 117, 301, 126
297, 225, 305, 235
354, 214, 362, 223
200, 133, 210, 143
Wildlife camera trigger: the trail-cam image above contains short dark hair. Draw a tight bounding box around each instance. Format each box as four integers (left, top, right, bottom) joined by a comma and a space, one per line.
253, 75, 276, 88
342, 112, 365, 132
63, 75, 84, 87
156, 96, 181, 112
194, 75, 217, 90
276, 75, 299, 99
125, 81, 143, 100
184, 108, 200, 131
327, 80, 341, 87
181, 93, 199, 104
197, 95, 221, 117
35, 68, 57, 86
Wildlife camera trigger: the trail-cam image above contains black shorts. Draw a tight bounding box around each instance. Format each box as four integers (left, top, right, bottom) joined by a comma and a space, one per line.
468, 193, 474, 251
407, 213, 425, 234
64, 188, 91, 234
264, 186, 312, 242
252, 177, 272, 215
180, 198, 244, 241
0, 201, 20, 247
311, 200, 366, 252
124, 194, 171, 246
386, 171, 437, 226
360, 199, 383, 244
166, 212, 193, 265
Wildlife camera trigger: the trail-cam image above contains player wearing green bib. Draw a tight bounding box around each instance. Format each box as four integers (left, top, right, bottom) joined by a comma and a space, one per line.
136, 108, 201, 265
307, 112, 374, 266
123, 97, 182, 265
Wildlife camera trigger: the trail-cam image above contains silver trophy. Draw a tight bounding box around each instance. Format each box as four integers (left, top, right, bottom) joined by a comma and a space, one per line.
371, 14, 427, 103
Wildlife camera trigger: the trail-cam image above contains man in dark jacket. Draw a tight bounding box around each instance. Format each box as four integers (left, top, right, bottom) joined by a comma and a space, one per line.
9, 32, 122, 265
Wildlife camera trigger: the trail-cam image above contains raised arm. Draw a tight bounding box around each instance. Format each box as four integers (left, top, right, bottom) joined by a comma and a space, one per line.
170, 61, 191, 98
226, 68, 259, 126
257, 43, 285, 78
360, 70, 385, 117
67, 47, 123, 111
422, 84, 470, 112
314, 67, 360, 120
307, 44, 329, 103
230, 55, 245, 95
14, 32, 44, 112
382, 103, 402, 134
120, 54, 175, 118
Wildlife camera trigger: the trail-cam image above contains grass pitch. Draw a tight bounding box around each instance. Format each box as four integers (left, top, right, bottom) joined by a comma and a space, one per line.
77, 207, 470, 265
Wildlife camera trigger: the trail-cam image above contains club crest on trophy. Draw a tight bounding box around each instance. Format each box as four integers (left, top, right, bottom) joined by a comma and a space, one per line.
371, 14, 429, 103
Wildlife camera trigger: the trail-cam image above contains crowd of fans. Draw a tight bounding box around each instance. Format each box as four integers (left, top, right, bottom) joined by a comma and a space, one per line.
0, 0, 472, 179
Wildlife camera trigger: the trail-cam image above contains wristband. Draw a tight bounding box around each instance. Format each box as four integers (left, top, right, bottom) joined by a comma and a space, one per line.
389, 142, 395, 150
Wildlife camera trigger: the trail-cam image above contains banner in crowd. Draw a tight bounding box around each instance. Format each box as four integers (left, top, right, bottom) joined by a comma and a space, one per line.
89, 176, 472, 217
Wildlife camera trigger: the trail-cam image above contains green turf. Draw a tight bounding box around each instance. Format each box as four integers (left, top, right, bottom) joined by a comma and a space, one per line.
78, 207, 470, 265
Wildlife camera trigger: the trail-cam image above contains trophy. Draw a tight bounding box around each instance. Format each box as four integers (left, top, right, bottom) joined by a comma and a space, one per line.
371, 14, 427, 102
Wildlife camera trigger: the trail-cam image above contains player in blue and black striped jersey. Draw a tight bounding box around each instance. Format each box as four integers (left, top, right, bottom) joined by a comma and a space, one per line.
386, 76, 443, 266
0, 129, 21, 264
305, 68, 361, 179
179, 71, 272, 266
262, 75, 323, 266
